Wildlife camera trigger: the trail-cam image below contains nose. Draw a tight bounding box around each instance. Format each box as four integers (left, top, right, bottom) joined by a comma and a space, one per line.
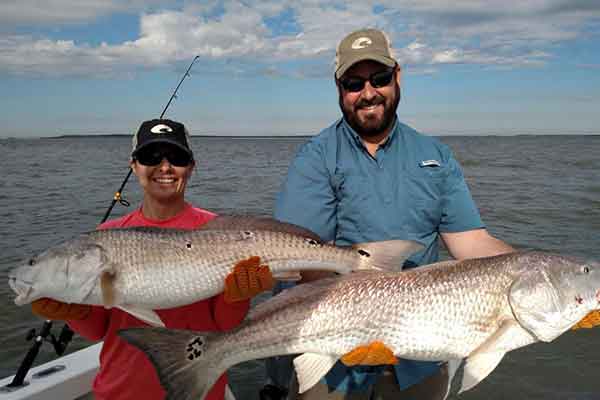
158, 157, 173, 171
360, 81, 378, 100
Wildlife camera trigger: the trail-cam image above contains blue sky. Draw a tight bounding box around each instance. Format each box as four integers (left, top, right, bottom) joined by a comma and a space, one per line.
1, 0, 599, 137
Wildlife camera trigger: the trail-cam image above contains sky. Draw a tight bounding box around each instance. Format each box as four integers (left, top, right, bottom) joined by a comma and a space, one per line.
1, 0, 599, 137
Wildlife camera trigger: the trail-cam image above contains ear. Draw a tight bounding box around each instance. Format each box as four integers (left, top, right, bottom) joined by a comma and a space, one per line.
335, 80, 342, 96
395, 65, 402, 86
130, 159, 139, 176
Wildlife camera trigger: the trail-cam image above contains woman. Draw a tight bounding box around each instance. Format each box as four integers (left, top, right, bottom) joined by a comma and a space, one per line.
31, 118, 273, 400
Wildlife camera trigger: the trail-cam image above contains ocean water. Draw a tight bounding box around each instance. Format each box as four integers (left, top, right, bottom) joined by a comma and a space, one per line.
0, 134, 599, 399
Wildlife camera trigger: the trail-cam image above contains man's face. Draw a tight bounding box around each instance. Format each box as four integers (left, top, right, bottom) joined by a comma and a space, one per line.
338, 60, 401, 138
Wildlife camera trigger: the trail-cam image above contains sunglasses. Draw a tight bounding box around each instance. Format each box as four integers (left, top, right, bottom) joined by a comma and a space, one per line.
134, 145, 192, 167
339, 68, 396, 93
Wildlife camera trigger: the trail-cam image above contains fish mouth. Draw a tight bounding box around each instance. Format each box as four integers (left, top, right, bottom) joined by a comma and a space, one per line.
8, 274, 33, 306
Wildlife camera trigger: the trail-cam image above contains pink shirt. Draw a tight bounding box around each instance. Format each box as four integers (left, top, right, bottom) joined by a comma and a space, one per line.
69, 203, 249, 400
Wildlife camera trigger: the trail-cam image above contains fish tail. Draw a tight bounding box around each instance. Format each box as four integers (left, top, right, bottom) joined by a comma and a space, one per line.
118, 327, 222, 400
354, 239, 424, 272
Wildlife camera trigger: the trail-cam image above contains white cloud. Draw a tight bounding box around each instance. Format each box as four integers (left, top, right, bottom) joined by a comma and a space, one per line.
0, 0, 167, 25
0, 0, 598, 77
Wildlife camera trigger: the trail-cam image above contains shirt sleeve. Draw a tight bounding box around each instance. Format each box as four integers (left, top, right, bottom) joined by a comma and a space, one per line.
439, 155, 485, 233
209, 294, 250, 331
274, 141, 338, 242
67, 306, 110, 341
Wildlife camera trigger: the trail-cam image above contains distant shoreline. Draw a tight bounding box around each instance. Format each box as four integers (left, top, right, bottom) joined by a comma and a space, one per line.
2, 133, 599, 140
51, 134, 316, 139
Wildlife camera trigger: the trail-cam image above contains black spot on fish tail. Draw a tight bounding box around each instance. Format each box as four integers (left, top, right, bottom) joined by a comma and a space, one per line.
186, 337, 205, 360
118, 327, 221, 400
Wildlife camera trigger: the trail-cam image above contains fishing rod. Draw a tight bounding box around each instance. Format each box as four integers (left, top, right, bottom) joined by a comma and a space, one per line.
101, 54, 200, 224
4, 55, 201, 391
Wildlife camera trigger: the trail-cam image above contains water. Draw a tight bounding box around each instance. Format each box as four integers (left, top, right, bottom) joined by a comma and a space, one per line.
1, 134, 599, 399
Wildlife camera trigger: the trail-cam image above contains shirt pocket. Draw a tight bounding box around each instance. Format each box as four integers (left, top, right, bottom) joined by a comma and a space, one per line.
400, 165, 446, 232
333, 173, 380, 237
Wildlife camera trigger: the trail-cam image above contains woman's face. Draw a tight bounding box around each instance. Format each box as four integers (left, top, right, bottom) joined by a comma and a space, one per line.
131, 143, 194, 202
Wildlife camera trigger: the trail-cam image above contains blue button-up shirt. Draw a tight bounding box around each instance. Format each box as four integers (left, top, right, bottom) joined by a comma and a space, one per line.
274, 117, 484, 392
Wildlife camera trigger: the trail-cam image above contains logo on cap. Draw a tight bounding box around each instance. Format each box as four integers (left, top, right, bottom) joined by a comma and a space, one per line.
351, 37, 372, 49
150, 124, 173, 134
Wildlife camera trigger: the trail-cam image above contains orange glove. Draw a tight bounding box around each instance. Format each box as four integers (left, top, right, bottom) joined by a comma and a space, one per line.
341, 341, 399, 366
224, 256, 274, 303
572, 310, 600, 330
31, 298, 91, 321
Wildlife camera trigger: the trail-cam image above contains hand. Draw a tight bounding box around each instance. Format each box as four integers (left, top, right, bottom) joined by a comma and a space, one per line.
340, 341, 399, 366
224, 256, 274, 303
31, 298, 91, 321
572, 310, 600, 330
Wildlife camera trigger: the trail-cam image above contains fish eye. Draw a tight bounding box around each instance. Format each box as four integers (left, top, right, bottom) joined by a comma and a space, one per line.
583, 266, 590, 274
28, 258, 35, 266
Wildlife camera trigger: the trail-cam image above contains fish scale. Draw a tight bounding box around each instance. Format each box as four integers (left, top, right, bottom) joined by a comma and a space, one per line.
9, 216, 421, 327
87, 228, 382, 308
116, 250, 600, 400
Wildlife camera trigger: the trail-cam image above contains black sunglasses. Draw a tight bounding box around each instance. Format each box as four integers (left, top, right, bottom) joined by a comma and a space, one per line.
134, 145, 192, 167
339, 68, 396, 93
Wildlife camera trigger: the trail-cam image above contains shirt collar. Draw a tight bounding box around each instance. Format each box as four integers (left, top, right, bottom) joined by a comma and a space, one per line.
341, 116, 399, 152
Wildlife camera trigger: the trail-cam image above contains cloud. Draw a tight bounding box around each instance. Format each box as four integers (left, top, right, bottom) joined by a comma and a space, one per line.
0, 0, 598, 77
0, 0, 165, 25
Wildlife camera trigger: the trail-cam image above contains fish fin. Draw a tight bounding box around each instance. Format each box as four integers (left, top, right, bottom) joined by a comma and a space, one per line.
293, 353, 338, 393
118, 327, 222, 400
272, 271, 302, 281
353, 240, 424, 272
119, 306, 165, 327
444, 359, 464, 399
200, 216, 323, 241
460, 352, 505, 393
100, 270, 116, 307
452, 319, 522, 394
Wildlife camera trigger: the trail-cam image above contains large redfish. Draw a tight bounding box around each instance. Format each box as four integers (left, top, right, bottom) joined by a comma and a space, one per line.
119, 251, 600, 399
8, 216, 421, 326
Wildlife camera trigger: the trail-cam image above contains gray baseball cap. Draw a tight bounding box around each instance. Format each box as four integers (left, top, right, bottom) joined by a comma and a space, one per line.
335, 28, 397, 79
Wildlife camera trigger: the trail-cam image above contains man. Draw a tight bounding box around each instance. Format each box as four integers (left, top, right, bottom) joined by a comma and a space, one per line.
31, 118, 274, 400
271, 28, 514, 399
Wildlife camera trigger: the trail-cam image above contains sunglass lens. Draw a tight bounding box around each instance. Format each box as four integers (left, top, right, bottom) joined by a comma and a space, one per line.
166, 150, 192, 167
371, 70, 394, 88
341, 78, 365, 92
136, 149, 163, 166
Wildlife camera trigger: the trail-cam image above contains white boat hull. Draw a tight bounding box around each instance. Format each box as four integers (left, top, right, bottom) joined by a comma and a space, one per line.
1, 343, 237, 400
0, 344, 100, 400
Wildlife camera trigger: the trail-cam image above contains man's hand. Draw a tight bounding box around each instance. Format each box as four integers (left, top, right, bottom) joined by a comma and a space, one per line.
340, 341, 399, 366
224, 256, 274, 303
572, 310, 600, 330
31, 298, 91, 321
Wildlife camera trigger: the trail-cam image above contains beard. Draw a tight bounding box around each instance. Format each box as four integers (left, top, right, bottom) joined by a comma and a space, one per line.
340, 83, 401, 138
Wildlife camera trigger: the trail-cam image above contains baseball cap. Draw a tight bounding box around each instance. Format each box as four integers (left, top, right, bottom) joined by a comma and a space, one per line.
131, 119, 193, 159
335, 28, 397, 79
